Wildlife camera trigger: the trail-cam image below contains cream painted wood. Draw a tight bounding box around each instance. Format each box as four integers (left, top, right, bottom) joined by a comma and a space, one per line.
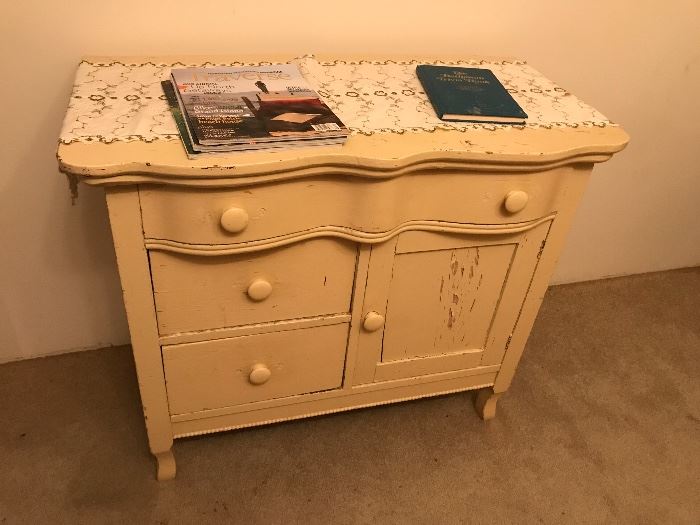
381, 243, 514, 360
146, 216, 554, 256
373, 350, 484, 382
58, 55, 628, 479
246, 278, 273, 302
219, 206, 249, 233
149, 238, 357, 334
172, 370, 500, 438
139, 171, 567, 249
248, 363, 272, 385
158, 313, 351, 346
171, 365, 501, 423
474, 388, 502, 420
504, 190, 529, 214
491, 165, 593, 393
362, 312, 385, 332
162, 323, 349, 415
59, 125, 627, 185
351, 237, 400, 385
353, 223, 550, 384
104, 187, 175, 481
338, 245, 372, 391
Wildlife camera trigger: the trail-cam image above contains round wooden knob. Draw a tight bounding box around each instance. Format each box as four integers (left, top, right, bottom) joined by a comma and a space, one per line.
363, 311, 385, 332
220, 207, 249, 233
247, 279, 273, 301
504, 190, 529, 213
249, 363, 271, 385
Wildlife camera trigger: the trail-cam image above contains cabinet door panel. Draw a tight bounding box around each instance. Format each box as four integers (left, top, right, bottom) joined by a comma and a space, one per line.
353, 222, 550, 385
382, 243, 514, 362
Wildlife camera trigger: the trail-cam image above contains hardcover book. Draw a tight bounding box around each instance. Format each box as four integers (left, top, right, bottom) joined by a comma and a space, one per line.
416, 65, 528, 124
168, 64, 348, 153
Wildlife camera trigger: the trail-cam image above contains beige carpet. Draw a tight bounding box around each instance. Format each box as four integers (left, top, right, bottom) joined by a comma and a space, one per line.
1, 267, 699, 524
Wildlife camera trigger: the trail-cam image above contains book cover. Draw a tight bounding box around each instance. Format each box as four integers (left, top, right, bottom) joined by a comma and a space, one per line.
170, 64, 348, 146
416, 65, 528, 124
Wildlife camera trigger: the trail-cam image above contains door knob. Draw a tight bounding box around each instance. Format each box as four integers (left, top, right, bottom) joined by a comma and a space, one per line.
363, 311, 385, 332
220, 206, 249, 233
249, 363, 271, 385
247, 278, 273, 301
504, 190, 529, 213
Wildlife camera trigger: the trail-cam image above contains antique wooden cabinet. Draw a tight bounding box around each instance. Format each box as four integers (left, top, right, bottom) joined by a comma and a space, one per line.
57, 55, 628, 479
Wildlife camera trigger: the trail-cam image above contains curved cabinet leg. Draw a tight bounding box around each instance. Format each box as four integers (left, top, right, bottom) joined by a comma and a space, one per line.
154, 449, 177, 481
474, 388, 502, 421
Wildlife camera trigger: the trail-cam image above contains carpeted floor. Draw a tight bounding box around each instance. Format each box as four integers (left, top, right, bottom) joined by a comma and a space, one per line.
1, 267, 699, 524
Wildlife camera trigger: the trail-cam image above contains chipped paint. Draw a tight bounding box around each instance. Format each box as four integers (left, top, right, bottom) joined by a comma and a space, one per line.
66, 173, 79, 205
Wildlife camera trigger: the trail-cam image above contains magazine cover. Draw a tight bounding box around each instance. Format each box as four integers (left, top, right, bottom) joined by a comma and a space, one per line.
170, 64, 348, 146
162, 80, 347, 157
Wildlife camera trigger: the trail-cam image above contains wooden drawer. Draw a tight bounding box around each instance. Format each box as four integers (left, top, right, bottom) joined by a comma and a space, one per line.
162, 323, 349, 415
139, 170, 565, 247
150, 238, 357, 335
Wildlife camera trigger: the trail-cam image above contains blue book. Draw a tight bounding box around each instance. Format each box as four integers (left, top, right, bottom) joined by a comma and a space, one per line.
416, 65, 528, 124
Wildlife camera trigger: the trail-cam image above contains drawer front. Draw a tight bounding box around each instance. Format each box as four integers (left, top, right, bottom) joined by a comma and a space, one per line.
150, 238, 357, 335
162, 323, 349, 415
139, 170, 565, 246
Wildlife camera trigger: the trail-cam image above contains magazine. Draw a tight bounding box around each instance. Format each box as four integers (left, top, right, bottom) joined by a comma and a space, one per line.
167, 64, 348, 155
161, 81, 345, 158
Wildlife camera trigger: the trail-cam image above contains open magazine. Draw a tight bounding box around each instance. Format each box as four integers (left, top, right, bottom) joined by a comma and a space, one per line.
164, 64, 348, 156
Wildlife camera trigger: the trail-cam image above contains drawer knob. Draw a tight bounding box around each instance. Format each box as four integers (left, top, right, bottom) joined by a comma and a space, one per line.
504, 190, 529, 213
363, 311, 385, 332
220, 207, 249, 233
247, 279, 273, 301
249, 363, 271, 385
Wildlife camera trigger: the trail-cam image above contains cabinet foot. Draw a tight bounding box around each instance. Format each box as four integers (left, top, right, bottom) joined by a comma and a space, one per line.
154, 450, 176, 481
474, 388, 502, 420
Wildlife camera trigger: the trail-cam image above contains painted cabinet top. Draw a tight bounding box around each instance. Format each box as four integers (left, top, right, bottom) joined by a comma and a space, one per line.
56, 54, 628, 186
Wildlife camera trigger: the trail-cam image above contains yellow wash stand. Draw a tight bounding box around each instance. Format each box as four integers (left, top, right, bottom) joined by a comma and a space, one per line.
57, 54, 628, 479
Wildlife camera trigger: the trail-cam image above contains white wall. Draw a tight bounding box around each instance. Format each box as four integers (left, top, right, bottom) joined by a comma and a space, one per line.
1, 1, 699, 362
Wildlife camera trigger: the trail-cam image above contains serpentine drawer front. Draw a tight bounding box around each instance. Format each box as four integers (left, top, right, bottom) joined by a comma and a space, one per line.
149, 238, 357, 335
138, 171, 561, 249
57, 54, 628, 480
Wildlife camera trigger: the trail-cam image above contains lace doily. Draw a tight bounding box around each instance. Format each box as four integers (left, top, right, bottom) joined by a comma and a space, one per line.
59, 56, 613, 145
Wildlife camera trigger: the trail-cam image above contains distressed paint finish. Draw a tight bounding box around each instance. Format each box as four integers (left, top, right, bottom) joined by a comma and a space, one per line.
104, 187, 175, 481
139, 171, 567, 248
489, 165, 592, 390
172, 371, 500, 438
57, 55, 628, 479
475, 388, 502, 420
382, 243, 513, 361
351, 223, 550, 384
150, 238, 357, 335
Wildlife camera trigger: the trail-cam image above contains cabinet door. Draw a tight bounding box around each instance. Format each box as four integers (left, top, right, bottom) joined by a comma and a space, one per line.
353, 221, 551, 384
